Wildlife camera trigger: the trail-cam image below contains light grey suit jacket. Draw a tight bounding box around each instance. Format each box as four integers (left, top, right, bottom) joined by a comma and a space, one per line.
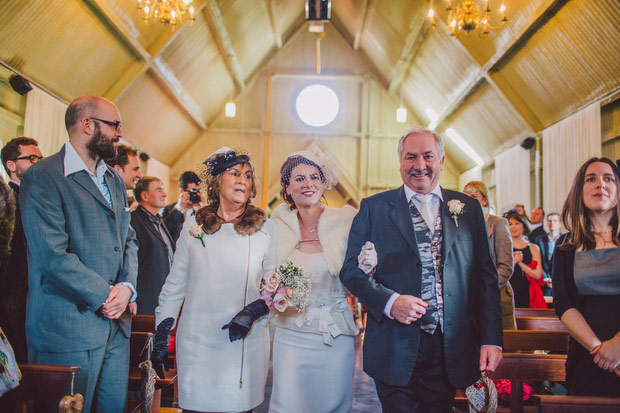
20, 145, 138, 352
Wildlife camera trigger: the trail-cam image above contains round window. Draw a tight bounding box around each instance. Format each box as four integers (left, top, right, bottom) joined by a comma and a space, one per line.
295, 84, 339, 127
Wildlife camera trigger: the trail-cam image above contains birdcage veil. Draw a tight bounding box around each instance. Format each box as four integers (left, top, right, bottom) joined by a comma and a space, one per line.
279, 150, 339, 191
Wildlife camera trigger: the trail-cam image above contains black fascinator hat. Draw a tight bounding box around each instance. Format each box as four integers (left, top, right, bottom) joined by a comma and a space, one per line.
203, 147, 250, 177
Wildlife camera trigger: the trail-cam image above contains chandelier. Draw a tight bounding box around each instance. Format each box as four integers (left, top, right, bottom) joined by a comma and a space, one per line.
136, 0, 195, 31
428, 0, 507, 37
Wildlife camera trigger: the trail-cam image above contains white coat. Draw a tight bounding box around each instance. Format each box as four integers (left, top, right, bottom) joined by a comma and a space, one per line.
156, 214, 276, 412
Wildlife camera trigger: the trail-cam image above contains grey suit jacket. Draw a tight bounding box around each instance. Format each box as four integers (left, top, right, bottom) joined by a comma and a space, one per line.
340, 186, 503, 388
20, 146, 138, 352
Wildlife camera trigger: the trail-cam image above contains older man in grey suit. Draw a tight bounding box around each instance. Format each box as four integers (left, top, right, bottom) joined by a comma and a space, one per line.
20, 96, 138, 412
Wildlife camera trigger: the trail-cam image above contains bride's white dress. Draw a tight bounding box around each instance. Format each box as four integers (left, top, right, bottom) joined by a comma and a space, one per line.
269, 249, 357, 413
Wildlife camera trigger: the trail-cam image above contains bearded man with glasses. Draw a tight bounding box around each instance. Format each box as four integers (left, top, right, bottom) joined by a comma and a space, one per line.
0, 137, 42, 363
19, 96, 138, 412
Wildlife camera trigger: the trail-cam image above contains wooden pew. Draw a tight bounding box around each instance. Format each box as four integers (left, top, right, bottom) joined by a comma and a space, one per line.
514, 308, 556, 318
132, 314, 156, 333
0, 364, 81, 409
454, 353, 620, 413
516, 316, 567, 331
537, 395, 620, 412
503, 330, 569, 353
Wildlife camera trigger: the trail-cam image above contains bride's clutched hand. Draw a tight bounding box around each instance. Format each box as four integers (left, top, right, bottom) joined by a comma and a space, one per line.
358, 241, 378, 275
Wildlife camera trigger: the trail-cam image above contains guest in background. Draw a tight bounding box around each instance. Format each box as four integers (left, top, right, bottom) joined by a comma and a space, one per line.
268, 151, 358, 413
0, 137, 42, 363
0, 175, 16, 302
131, 177, 175, 315
127, 195, 138, 211
163, 171, 203, 244
464, 181, 516, 329
553, 157, 620, 396
534, 212, 561, 297
154, 148, 275, 412
529, 207, 546, 242
507, 212, 545, 309
514, 204, 527, 219
0, 175, 19, 407
105, 143, 142, 190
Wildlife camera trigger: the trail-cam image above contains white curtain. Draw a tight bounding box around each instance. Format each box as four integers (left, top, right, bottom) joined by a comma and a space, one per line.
146, 157, 171, 194
495, 144, 531, 216
458, 166, 482, 191
542, 102, 601, 216
23, 86, 68, 156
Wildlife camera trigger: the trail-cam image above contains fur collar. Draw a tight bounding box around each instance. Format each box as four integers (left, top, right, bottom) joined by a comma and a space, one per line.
271, 203, 357, 276
195, 204, 266, 236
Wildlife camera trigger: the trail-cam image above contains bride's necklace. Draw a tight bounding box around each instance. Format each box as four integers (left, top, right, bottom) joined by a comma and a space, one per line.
297, 220, 320, 249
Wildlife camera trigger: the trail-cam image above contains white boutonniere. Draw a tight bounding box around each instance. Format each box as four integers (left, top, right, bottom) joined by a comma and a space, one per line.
189, 224, 206, 247
447, 199, 465, 227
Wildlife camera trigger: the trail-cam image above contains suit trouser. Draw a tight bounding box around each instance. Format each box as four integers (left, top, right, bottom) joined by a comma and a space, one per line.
28, 320, 129, 413
374, 328, 455, 413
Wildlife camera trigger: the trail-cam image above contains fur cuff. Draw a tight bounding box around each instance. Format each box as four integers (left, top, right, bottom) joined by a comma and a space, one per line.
196, 204, 266, 236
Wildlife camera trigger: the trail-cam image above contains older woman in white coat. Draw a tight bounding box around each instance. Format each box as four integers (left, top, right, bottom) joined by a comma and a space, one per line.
268, 151, 358, 413
153, 147, 275, 413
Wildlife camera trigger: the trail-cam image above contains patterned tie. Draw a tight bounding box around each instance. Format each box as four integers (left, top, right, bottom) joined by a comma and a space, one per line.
153, 214, 175, 268
414, 193, 434, 233
101, 179, 113, 208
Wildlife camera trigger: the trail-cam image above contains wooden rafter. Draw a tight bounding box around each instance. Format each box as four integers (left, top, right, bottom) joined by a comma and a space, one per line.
388, 9, 428, 94
84, 0, 207, 129
353, 0, 371, 51
330, 12, 389, 90
203, 0, 246, 92
431, 0, 569, 132
266, 0, 283, 49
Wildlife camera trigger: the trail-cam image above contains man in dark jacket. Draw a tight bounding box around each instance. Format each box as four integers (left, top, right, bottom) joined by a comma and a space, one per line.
132, 176, 175, 315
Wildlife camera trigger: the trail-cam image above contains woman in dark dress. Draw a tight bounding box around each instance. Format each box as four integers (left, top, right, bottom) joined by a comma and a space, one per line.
507, 212, 544, 308
553, 157, 620, 396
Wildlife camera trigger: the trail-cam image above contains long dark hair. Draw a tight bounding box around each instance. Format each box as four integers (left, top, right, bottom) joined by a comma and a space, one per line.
559, 157, 620, 251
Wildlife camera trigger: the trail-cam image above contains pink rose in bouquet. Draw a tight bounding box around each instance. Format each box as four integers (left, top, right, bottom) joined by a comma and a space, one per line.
284, 287, 295, 300
264, 271, 280, 293
273, 292, 288, 312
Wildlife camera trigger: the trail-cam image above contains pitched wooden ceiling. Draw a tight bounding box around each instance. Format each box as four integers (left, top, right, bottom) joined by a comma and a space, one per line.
1, 0, 619, 171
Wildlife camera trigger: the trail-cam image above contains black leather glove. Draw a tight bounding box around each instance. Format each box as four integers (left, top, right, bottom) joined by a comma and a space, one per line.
222, 299, 269, 342
151, 317, 174, 379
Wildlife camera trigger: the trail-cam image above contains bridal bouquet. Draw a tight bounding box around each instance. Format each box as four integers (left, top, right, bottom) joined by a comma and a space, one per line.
261, 261, 312, 312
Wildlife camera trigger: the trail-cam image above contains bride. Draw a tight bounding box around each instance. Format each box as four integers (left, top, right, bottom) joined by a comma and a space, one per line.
268, 151, 358, 413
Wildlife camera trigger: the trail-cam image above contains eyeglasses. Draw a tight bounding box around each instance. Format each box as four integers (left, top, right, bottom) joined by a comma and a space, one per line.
90, 117, 122, 132
13, 155, 44, 164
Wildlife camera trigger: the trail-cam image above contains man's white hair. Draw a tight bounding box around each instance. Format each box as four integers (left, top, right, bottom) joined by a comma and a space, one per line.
397, 126, 445, 160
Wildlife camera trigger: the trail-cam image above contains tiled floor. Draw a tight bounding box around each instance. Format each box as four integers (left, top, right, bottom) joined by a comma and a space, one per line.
254, 335, 382, 412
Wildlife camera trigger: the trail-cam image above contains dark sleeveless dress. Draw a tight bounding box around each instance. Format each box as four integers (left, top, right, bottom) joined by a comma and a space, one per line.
511, 245, 533, 308
568, 248, 620, 396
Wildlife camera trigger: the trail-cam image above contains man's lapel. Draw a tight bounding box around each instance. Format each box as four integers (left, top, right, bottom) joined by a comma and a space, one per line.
138, 208, 168, 246
71, 171, 113, 212
388, 186, 420, 262
440, 188, 459, 261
